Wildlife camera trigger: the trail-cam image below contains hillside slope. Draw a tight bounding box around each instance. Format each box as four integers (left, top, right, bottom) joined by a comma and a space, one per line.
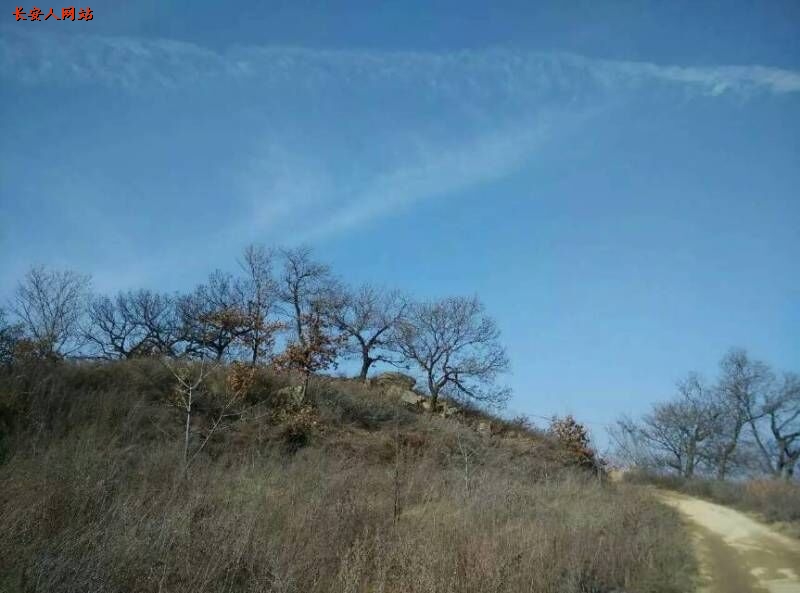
0, 360, 693, 593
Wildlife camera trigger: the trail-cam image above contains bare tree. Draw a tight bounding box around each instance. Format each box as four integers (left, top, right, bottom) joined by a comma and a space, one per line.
11, 265, 90, 358
395, 295, 510, 410
612, 349, 799, 481
86, 294, 140, 359
330, 285, 408, 381
675, 373, 723, 477
128, 290, 183, 356
610, 415, 657, 470
163, 355, 209, 468
237, 244, 281, 365
179, 271, 249, 361
161, 357, 253, 472
756, 373, 800, 479
614, 404, 691, 476
277, 247, 332, 347
612, 373, 720, 477
86, 290, 180, 359
708, 349, 772, 479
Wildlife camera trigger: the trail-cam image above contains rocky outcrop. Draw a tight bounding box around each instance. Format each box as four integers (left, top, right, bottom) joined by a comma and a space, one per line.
372, 372, 416, 390
369, 372, 461, 418
421, 399, 461, 418
400, 391, 426, 406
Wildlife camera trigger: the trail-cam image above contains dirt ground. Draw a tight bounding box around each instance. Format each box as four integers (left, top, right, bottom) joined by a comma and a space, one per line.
659, 491, 800, 593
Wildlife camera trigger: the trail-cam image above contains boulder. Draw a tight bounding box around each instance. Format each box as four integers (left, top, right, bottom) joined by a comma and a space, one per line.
441, 401, 461, 418
400, 391, 425, 407
418, 398, 461, 418
373, 372, 416, 390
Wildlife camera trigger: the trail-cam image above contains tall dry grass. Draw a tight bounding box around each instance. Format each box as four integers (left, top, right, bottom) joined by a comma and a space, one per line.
0, 361, 694, 593
624, 470, 800, 529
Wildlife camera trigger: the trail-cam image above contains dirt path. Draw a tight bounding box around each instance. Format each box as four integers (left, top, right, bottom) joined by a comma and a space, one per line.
659, 491, 800, 593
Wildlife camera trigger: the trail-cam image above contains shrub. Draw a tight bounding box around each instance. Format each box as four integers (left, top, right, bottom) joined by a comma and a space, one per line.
549, 414, 602, 470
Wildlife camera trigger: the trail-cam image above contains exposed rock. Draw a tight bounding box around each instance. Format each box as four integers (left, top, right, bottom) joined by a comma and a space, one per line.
400, 391, 425, 406
418, 398, 461, 418
441, 401, 461, 418
373, 372, 416, 390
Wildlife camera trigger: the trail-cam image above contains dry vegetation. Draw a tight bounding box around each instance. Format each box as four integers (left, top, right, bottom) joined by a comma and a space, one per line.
0, 360, 694, 593
624, 470, 800, 536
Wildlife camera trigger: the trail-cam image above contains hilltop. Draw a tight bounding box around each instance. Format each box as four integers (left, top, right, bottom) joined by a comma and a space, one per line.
0, 358, 693, 593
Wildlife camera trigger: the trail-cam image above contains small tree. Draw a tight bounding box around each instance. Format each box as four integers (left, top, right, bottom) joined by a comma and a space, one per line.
277, 247, 333, 347
11, 265, 90, 358
273, 306, 342, 399
162, 357, 252, 472
237, 313, 284, 366
179, 271, 250, 361
237, 244, 281, 364
396, 296, 510, 410
164, 355, 208, 468
550, 415, 599, 469
329, 285, 408, 381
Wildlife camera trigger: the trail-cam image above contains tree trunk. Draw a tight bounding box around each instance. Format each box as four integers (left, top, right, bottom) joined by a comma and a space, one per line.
250, 334, 259, 365
183, 399, 192, 469
292, 294, 305, 346
425, 372, 439, 414
358, 355, 372, 382
685, 454, 695, 478
778, 449, 799, 481
302, 372, 310, 403
717, 458, 728, 481
716, 421, 744, 481
428, 389, 439, 415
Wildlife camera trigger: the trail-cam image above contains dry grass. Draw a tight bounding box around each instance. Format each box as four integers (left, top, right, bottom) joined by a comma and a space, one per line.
0, 361, 694, 593
624, 470, 800, 535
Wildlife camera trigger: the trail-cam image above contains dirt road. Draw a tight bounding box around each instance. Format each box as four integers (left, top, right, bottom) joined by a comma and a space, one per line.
659, 491, 800, 593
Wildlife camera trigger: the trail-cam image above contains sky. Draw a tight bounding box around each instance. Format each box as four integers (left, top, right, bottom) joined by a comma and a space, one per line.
1, 0, 799, 447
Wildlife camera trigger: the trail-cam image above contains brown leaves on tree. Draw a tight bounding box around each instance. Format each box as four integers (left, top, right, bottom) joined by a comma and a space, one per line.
198, 308, 250, 342
238, 316, 284, 363
226, 361, 256, 400
549, 415, 600, 469
273, 309, 343, 378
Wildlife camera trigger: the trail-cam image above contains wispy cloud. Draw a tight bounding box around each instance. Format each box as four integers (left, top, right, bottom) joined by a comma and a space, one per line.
293, 115, 561, 241
4, 30, 799, 96
2, 29, 799, 248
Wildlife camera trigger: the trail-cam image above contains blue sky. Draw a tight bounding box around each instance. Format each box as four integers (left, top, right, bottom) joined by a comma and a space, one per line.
1, 0, 799, 446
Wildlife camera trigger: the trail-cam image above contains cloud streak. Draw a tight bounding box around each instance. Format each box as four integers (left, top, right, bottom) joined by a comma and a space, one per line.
3, 30, 799, 246
3, 30, 799, 96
